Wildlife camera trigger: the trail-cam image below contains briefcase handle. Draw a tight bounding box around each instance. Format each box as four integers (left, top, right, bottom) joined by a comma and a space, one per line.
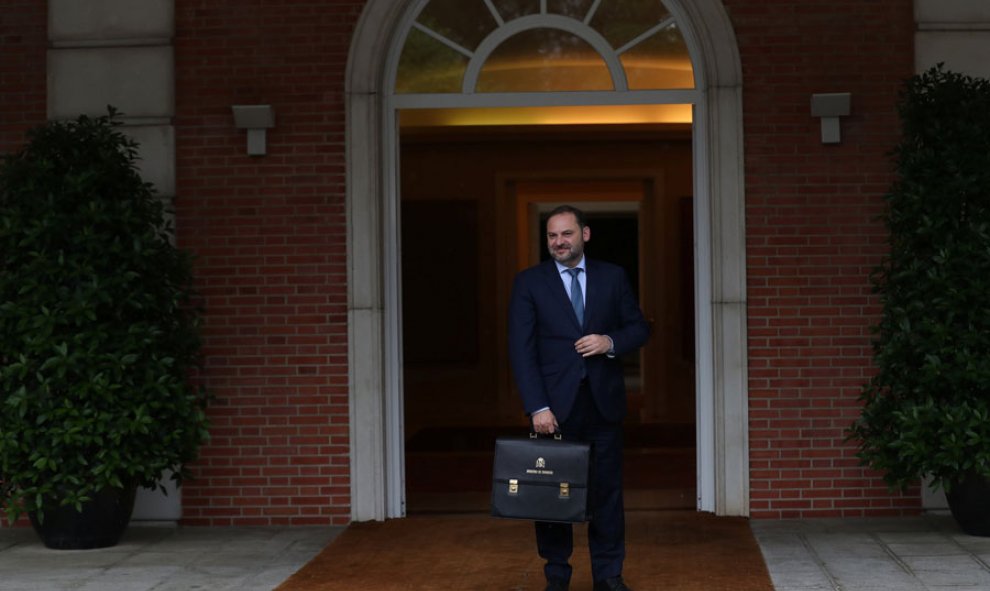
529, 432, 564, 441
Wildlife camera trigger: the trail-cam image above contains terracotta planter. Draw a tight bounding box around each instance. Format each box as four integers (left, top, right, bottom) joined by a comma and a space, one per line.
29, 486, 137, 549
946, 475, 990, 537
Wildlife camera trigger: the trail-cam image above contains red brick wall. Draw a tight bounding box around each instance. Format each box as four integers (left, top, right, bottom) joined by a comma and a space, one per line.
0, 0, 46, 531
0, 0, 921, 526
0, 1, 46, 155
725, 0, 919, 518
173, 0, 364, 526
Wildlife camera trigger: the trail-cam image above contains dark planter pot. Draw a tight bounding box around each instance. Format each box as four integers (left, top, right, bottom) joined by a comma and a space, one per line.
946, 475, 990, 537
29, 486, 137, 550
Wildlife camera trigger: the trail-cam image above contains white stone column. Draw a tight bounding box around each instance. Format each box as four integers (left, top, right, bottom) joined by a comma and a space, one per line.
48, 0, 175, 203
916, 1, 990, 78
48, 0, 179, 521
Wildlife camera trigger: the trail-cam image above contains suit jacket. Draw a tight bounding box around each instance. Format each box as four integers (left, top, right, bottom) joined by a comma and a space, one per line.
508, 258, 650, 424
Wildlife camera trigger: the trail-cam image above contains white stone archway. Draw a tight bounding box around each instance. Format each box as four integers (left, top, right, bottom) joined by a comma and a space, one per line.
345, 0, 748, 520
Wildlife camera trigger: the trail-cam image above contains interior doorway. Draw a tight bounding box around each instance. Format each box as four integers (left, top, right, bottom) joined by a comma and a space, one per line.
400, 120, 696, 513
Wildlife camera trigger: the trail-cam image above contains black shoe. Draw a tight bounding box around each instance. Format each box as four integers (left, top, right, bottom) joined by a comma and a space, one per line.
544, 580, 569, 591
593, 576, 632, 591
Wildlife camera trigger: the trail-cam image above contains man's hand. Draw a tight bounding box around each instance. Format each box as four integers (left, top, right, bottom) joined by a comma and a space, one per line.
575, 334, 612, 357
532, 409, 559, 434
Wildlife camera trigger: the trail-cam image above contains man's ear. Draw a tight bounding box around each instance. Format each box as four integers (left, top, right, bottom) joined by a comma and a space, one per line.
583, 226, 591, 242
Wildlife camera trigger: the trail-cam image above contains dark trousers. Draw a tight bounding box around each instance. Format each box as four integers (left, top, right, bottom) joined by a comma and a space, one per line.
536, 381, 625, 584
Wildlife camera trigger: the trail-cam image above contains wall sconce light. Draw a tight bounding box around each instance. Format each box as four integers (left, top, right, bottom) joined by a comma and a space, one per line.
231, 104, 275, 156
810, 93, 851, 144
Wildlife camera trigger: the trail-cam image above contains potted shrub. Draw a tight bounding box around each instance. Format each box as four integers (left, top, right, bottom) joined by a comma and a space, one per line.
851, 66, 990, 535
0, 109, 209, 548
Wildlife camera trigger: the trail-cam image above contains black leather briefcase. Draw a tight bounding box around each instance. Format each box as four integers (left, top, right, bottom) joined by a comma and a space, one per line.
491, 434, 591, 523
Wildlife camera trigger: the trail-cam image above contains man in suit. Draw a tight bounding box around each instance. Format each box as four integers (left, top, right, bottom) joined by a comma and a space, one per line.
508, 204, 650, 591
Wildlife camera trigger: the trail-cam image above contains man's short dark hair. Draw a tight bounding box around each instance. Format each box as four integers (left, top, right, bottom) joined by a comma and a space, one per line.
547, 204, 587, 229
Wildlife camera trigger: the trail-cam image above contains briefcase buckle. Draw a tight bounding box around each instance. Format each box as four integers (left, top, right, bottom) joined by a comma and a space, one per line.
559, 482, 569, 498
509, 479, 519, 495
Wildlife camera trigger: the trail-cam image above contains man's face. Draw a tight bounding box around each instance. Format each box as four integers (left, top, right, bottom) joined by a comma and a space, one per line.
546, 212, 590, 268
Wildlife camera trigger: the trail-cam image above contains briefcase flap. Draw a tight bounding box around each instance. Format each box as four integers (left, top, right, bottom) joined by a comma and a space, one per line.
492, 437, 590, 487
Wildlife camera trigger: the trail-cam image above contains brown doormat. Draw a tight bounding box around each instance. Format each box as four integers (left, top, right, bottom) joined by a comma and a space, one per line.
275, 511, 773, 591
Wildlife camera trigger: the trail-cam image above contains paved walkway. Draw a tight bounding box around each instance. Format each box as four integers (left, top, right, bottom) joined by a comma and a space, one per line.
2, 514, 990, 590
753, 514, 990, 590
0, 524, 341, 591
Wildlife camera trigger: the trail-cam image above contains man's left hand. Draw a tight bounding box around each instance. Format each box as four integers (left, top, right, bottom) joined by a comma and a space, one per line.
575, 334, 612, 357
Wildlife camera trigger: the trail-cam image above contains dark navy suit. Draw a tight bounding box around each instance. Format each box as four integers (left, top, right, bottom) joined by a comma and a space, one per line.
508, 257, 649, 584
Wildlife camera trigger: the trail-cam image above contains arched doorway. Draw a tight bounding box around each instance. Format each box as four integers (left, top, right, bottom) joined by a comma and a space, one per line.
346, 0, 747, 520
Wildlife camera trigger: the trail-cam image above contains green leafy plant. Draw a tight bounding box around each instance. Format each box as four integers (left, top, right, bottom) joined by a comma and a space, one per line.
851, 66, 990, 492
0, 109, 209, 524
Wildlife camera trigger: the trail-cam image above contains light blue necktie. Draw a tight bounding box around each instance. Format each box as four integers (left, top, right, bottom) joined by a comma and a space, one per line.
566, 268, 584, 325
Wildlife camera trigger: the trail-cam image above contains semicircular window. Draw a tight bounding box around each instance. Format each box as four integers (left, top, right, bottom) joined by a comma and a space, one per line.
395, 0, 695, 94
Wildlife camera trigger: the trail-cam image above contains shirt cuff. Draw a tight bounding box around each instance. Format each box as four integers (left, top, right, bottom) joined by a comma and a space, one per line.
605, 335, 615, 358
531, 407, 550, 416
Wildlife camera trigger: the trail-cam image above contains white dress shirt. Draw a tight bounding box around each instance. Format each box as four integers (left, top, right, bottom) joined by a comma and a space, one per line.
555, 257, 587, 309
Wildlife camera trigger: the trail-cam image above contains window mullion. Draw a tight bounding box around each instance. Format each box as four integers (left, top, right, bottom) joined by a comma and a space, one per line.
584, 0, 603, 25
616, 16, 676, 55
482, 0, 504, 26
411, 21, 475, 59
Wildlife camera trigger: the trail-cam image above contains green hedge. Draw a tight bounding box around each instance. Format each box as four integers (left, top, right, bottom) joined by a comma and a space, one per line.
851, 66, 990, 492
0, 110, 209, 523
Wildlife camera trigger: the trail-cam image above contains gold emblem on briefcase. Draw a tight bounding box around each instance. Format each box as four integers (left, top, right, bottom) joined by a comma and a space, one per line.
526, 456, 554, 475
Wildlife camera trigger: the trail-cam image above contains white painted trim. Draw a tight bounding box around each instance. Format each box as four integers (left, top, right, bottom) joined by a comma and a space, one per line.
584, 0, 603, 25
482, 0, 504, 26
677, 0, 748, 515
411, 21, 474, 59
346, 92, 388, 521
692, 102, 716, 513
393, 89, 700, 109
461, 14, 628, 93
616, 16, 676, 56
382, 105, 406, 518
346, 0, 411, 521
346, 0, 748, 520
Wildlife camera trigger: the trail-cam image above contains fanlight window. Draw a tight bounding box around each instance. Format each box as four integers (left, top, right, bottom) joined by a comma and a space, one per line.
396, 0, 694, 94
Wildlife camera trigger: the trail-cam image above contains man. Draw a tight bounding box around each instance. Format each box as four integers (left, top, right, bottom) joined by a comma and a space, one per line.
508, 205, 650, 591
